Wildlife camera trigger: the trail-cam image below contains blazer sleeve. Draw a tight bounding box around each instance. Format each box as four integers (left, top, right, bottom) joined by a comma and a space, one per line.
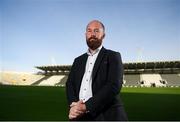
66, 59, 78, 107
85, 52, 123, 117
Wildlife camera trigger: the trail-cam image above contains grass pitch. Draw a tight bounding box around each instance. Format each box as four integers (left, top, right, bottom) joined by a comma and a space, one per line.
0, 85, 180, 120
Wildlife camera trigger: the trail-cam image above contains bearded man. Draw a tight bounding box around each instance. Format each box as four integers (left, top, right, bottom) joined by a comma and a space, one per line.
66, 20, 128, 121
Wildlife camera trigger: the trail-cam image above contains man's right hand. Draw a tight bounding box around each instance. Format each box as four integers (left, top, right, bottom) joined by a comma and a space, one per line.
69, 100, 87, 120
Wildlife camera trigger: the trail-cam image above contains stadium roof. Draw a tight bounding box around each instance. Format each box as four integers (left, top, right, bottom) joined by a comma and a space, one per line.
36, 61, 180, 75
36, 65, 71, 72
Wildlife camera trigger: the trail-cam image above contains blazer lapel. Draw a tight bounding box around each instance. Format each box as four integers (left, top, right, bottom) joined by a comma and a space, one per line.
79, 54, 88, 79
92, 47, 106, 81
77, 53, 88, 93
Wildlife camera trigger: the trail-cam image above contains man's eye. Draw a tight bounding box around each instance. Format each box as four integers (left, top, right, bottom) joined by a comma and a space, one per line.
87, 30, 91, 32
95, 30, 99, 32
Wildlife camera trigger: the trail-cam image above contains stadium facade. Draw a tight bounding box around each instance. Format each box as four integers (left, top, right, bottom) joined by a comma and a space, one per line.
1, 61, 180, 87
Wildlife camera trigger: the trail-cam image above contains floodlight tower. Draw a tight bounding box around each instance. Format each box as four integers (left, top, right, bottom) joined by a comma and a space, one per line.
136, 47, 143, 62
51, 56, 57, 66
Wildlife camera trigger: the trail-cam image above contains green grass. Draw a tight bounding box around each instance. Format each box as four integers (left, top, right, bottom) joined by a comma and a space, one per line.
0, 85, 68, 120
121, 87, 180, 120
0, 85, 180, 120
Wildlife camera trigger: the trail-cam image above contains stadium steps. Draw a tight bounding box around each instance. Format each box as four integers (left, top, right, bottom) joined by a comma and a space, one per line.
31, 76, 51, 86
124, 74, 140, 86
38, 75, 65, 86
55, 76, 68, 86
161, 74, 180, 86
140, 74, 165, 87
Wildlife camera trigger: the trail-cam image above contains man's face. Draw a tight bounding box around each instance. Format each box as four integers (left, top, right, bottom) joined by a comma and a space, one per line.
86, 21, 105, 50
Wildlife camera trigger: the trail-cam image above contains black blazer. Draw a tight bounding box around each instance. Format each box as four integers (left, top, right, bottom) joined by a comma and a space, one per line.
66, 47, 128, 121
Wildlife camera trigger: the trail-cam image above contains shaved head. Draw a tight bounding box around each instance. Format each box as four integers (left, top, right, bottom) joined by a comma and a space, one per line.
86, 20, 105, 32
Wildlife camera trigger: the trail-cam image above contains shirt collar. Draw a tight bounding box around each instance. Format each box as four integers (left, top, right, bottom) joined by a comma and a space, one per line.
87, 45, 103, 56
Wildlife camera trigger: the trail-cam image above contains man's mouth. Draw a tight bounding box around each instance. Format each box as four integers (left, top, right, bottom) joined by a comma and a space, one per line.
89, 37, 97, 41
90, 38, 95, 41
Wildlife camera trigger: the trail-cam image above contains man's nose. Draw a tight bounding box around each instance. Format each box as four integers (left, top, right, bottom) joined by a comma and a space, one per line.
91, 31, 96, 36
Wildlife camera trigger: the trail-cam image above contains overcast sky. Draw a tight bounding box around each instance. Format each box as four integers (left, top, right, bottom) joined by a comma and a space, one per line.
1, 0, 180, 72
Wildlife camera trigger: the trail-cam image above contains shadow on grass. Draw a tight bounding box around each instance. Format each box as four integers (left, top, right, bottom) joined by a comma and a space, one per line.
121, 92, 180, 121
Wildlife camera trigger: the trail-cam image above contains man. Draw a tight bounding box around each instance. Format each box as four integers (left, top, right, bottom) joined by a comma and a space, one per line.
66, 20, 128, 120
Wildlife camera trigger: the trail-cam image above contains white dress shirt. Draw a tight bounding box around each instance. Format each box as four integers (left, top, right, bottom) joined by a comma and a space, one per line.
79, 45, 102, 102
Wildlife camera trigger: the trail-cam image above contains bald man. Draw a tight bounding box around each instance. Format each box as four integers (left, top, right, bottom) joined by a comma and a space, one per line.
66, 20, 128, 120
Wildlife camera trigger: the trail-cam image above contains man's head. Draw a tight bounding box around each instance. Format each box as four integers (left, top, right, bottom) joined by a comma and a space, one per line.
86, 20, 105, 50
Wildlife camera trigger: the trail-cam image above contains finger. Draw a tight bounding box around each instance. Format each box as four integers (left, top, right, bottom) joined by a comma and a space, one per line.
70, 102, 76, 106
70, 102, 77, 107
76, 109, 84, 115
73, 107, 83, 114
73, 108, 81, 116
69, 114, 76, 120
70, 112, 79, 119
76, 106, 83, 112
70, 107, 79, 116
71, 105, 85, 116
72, 107, 84, 117
70, 109, 78, 117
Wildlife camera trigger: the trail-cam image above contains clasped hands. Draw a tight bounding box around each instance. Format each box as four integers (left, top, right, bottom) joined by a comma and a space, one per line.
69, 100, 87, 120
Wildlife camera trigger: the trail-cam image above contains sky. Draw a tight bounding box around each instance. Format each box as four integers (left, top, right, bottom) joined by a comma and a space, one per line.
0, 0, 180, 72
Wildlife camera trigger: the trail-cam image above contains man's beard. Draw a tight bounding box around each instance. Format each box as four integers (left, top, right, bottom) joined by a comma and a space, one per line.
86, 37, 102, 50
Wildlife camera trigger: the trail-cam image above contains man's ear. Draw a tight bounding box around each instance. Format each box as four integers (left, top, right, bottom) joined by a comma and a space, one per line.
102, 33, 105, 39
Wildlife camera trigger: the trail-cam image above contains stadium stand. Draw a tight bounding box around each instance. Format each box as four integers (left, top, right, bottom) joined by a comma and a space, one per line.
0, 71, 67, 86
0, 71, 43, 85
0, 61, 179, 87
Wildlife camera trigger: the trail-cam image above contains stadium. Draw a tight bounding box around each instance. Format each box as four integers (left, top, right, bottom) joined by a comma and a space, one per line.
0, 60, 180, 120
1, 0, 180, 120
